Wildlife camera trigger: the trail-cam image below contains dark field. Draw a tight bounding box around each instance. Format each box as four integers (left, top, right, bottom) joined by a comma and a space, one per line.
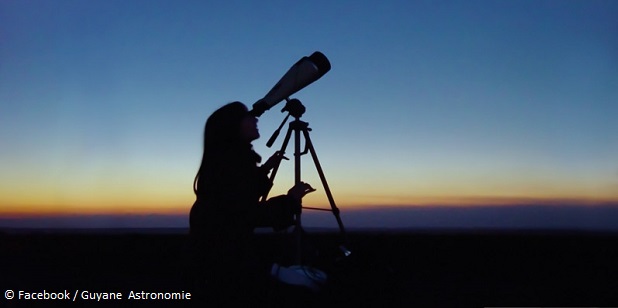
2, 229, 617, 307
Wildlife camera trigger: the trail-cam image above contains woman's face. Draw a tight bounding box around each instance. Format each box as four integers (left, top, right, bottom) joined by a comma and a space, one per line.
240, 115, 259, 141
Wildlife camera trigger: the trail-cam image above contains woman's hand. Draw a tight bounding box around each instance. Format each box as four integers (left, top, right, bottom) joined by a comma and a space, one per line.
262, 151, 289, 172
287, 182, 316, 202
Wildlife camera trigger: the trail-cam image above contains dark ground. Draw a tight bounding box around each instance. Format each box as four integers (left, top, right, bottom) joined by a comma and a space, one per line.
1, 229, 617, 307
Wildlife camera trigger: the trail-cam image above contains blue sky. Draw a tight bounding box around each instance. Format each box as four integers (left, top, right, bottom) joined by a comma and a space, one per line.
1, 0, 617, 228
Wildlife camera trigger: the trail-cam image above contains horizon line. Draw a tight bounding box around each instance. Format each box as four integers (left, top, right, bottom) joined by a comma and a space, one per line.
2, 200, 618, 219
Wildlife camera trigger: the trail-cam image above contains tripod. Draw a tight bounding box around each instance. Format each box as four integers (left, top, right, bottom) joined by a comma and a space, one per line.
261, 98, 350, 266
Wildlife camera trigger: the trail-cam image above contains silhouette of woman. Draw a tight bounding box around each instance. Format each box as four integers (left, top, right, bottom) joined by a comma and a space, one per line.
189, 101, 314, 303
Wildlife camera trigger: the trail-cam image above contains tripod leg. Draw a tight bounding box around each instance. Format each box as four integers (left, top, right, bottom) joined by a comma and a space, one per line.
261, 125, 294, 203
294, 123, 303, 264
261, 121, 305, 264
301, 129, 349, 246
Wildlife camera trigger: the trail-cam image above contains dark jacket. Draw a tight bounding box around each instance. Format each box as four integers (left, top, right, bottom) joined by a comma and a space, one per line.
189, 146, 295, 241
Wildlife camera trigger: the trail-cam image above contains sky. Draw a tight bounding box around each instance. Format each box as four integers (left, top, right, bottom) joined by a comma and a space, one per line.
1, 0, 617, 229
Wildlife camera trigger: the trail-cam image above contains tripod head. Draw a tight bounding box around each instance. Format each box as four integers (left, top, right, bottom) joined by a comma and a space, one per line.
266, 98, 307, 148
281, 98, 306, 118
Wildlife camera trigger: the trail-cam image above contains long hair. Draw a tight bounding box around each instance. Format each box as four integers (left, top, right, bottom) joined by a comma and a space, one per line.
193, 102, 261, 195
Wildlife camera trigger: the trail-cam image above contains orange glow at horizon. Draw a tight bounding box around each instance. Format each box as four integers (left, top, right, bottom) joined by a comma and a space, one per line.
2, 194, 618, 218
2, 165, 617, 217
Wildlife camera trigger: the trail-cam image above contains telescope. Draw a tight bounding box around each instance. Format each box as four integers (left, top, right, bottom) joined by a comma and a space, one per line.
250, 51, 331, 117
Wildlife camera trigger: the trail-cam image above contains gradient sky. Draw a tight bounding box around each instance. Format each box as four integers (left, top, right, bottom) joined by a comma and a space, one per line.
1, 1, 617, 226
